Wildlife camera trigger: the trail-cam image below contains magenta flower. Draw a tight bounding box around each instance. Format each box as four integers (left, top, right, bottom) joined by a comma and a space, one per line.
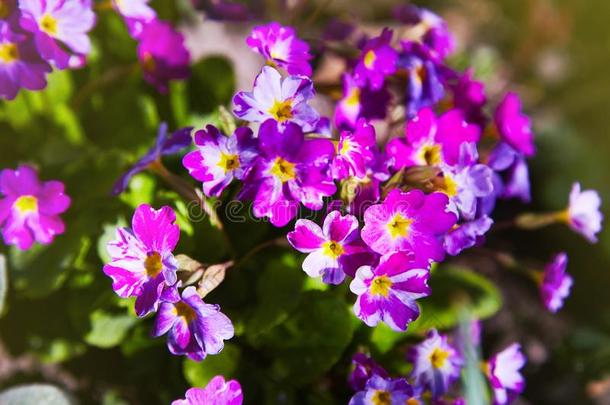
103, 204, 179, 317
112, 0, 156, 38
246, 22, 312, 76
487, 142, 531, 204
334, 73, 390, 130
182, 125, 257, 197
348, 353, 389, 392
172, 376, 243, 405
540, 252, 573, 313
444, 215, 493, 256
565, 182, 603, 243
361, 189, 456, 262
449, 68, 488, 127
485, 343, 526, 405
137, 19, 190, 93
332, 119, 377, 180
409, 329, 463, 397
239, 121, 336, 227
287, 210, 372, 285
233, 66, 319, 132
349, 374, 413, 405
0, 21, 50, 100
0, 164, 70, 250
494, 92, 535, 157
19, 0, 95, 69
393, 4, 455, 59
353, 28, 397, 91
152, 286, 234, 361
386, 108, 481, 169
349, 252, 430, 331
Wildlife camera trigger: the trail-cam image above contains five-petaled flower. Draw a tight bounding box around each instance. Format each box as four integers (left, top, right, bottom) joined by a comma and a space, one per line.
172, 375, 243, 405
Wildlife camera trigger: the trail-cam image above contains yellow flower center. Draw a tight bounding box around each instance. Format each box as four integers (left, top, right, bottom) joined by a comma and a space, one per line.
217, 152, 240, 173
13, 195, 38, 215
407, 398, 420, 405
40, 13, 58, 36
370, 275, 393, 297
429, 347, 450, 369
144, 252, 163, 278
172, 301, 197, 323
0, 43, 19, 64
339, 138, 351, 156
439, 173, 458, 197
371, 389, 392, 405
141, 52, 156, 72
387, 213, 413, 239
363, 50, 376, 69
418, 144, 442, 166
480, 360, 490, 377
268, 99, 293, 122
322, 241, 344, 259
270, 157, 296, 182
345, 87, 361, 108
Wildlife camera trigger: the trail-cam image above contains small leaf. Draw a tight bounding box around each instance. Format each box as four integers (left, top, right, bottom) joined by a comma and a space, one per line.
0, 384, 74, 405
183, 343, 241, 387
85, 309, 137, 348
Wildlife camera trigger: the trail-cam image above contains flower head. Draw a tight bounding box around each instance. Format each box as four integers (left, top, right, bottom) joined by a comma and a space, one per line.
332, 119, 378, 180
153, 286, 234, 361
350, 252, 430, 331
448, 68, 487, 128
409, 329, 463, 397
112, 0, 156, 38
494, 93, 535, 157
565, 182, 603, 243
103, 204, 179, 317
0, 164, 70, 250
540, 252, 573, 313
137, 19, 190, 93
484, 343, 526, 405
334, 73, 390, 130
183, 125, 257, 197
393, 4, 455, 59
19, 0, 95, 69
349, 374, 413, 405
361, 189, 456, 261
172, 376, 243, 405
233, 66, 319, 131
353, 28, 398, 91
487, 142, 531, 204
444, 215, 493, 256
288, 210, 373, 284
348, 353, 389, 392
246, 22, 312, 76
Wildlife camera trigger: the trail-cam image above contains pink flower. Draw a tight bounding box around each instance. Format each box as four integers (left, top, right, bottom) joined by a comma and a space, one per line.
172, 376, 243, 405
565, 182, 603, 243
485, 343, 526, 405
540, 252, 573, 313
494, 93, 535, 157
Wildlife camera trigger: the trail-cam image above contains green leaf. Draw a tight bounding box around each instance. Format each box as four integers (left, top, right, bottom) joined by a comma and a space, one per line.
97, 217, 127, 264
0, 384, 74, 405
183, 343, 241, 387
0, 254, 6, 317
85, 309, 137, 348
187, 56, 235, 115
119, 172, 156, 209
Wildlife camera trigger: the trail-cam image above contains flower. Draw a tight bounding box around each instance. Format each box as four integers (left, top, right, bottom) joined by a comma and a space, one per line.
361, 189, 456, 261
172, 376, 243, 405
386, 108, 481, 169
287, 210, 373, 284
113, 123, 193, 195
494, 93, 535, 157
486, 142, 531, 204
409, 329, 463, 397
349, 374, 413, 405
484, 343, 526, 405
447, 68, 487, 128
353, 28, 398, 91
103, 204, 179, 317
0, 164, 70, 250
444, 215, 493, 256
137, 19, 190, 93
565, 182, 603, 243
246, 22, 312, 76
332, 119, 377, 180
540, 252, 573, 313
0, 21, 50, 100
334, 73, 390, 130
349, 252, 430, 331
233, 66, 319, 131
348, 353, 389, 392
182, 125, 257, 197
112, 0, 156, 38
152, 286, 234, 361
19, 0, 95, 69
393, 4, 455, 59
239, 121, 335, 227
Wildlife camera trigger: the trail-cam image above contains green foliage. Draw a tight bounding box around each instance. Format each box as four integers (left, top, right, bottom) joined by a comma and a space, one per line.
85, 309, 138, 349
183, 343, 241, 387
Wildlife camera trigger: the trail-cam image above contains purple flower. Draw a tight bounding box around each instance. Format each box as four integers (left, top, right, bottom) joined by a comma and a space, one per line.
348, 353, 389, 392
19, 0, 95, 69
103, 204, 179, 317
350, 252, 430, 331
349, 374, 413, 405
361, 189, 456, 261
565, 182, 603, 243
487, 142, 531, 204
137, 19, 190, 93
172, 376, 243, 405
112, 0, 156, 38
153, 286, 234, 361
444, 215, 493, 256
0, 164, 70, 250
448, 68, 487, 127
484, 343, 526, 405
113, 123, 193, 195
233, 66, 319, 132
246, 22, 312, 76
409, 329, 463, 397
494, 93, 535, 157
399, 41, 445, 118
287, 210, 372, 285
540, 252, 572, 313
386, 108, 481, 169
332, 119, 377, 180
393, 4, 455, 59
353, 28, 398, 91
239, 121, 336, 227
334, 73, 390, 130
0, 21, 50, 100
182, 125, 257, 197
